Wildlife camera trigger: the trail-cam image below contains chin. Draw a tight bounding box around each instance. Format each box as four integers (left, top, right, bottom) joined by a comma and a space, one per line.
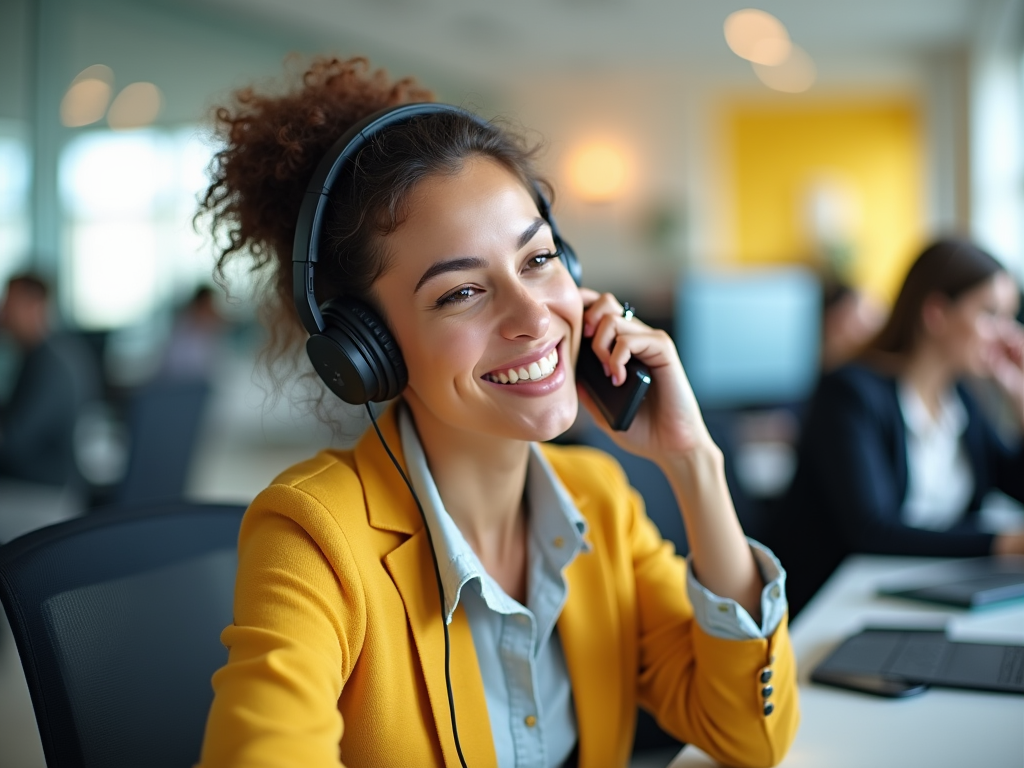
502, 398, 579, 443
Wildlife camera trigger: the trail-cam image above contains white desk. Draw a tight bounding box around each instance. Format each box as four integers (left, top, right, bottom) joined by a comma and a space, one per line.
670, 555, 1024, 768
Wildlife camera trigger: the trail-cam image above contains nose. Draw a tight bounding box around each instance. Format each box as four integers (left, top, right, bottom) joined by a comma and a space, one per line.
497, 279, 550, 341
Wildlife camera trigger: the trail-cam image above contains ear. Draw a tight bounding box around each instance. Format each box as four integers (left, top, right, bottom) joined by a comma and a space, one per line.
920, 292, 950, 338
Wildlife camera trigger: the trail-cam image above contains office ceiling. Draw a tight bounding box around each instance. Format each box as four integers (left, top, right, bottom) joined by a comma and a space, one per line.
200, 0, 980, 86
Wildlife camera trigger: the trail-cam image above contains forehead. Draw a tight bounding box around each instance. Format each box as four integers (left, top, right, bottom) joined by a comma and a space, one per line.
389, 156, 541, 253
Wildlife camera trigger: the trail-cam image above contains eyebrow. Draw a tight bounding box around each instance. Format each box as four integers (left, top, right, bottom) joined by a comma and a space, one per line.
413, 218, 550, 293
414, 256, 486, 293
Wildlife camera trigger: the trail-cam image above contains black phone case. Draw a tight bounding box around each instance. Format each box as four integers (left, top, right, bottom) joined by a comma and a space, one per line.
575, 341, 651, 431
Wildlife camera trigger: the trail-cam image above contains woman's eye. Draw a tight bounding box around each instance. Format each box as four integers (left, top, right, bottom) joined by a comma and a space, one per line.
527, 252, 555, 270
436, 286, 477, 307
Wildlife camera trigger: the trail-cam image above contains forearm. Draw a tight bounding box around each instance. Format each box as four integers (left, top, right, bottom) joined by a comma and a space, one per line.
660, 440, 763, 621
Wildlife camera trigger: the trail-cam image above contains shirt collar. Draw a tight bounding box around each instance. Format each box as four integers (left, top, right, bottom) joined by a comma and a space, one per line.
397, 405, 589, 624
897, 380, 968, 439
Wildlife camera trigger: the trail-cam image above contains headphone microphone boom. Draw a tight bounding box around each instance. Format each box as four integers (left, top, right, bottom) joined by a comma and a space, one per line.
291, 102, 581, 406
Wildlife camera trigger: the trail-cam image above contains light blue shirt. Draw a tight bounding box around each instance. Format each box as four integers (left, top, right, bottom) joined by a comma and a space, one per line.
398, 408, 787, 768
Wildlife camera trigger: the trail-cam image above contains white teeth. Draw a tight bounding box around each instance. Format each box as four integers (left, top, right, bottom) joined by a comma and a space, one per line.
487, 347, 561, 385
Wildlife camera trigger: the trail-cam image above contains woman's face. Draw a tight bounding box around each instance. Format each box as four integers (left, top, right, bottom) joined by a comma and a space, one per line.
373, 155, 583, 443
931, 271, 1020, 377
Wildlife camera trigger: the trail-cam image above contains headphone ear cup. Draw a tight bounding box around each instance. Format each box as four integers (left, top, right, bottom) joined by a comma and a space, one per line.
306, 299, 408, 405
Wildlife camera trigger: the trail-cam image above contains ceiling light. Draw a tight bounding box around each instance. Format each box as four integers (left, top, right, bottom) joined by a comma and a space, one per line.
61, 65, 115, 128
753, 46, 817, 93
107, 83, 163, 130
565, 140, 632, 204
724, 9, 792, 66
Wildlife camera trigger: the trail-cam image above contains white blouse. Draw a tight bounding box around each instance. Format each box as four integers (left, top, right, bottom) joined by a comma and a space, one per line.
897, 381, 974, 531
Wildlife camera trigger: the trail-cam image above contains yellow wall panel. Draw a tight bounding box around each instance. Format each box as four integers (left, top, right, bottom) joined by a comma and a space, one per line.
728, 100, 925, 303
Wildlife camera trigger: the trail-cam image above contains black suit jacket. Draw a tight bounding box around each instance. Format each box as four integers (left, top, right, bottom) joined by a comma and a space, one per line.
0, 335, 98, 486
776, 363, 1024, 614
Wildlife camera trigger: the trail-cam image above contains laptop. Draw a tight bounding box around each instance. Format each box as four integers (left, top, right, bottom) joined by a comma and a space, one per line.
811, 627, 1024, 697
877, 556, 1024, 609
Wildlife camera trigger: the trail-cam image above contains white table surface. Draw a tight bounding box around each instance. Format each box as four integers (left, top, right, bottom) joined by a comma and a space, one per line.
669, 555, 1024, 768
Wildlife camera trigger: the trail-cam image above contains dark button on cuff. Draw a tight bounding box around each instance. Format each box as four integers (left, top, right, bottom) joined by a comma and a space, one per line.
763, 701, 775, 716
761, 684, 774, 698
760, 668, 773, 684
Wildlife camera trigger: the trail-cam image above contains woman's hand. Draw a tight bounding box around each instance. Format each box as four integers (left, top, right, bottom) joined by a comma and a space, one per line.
579, 289, 765, 617
577, 288, 713, 465
985, 319, 1024, 428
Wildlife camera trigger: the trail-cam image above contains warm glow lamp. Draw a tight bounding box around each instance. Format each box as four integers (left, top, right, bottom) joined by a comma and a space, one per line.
565, 140, 632, 204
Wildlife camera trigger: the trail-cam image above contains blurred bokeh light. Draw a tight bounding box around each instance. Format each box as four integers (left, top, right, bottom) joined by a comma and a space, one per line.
724, 9, 792, 66
60, 64, 114, 127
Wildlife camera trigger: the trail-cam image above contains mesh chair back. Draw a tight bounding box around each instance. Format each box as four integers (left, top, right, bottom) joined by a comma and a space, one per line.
0, 502, 245, 768
115, 380, 212, 507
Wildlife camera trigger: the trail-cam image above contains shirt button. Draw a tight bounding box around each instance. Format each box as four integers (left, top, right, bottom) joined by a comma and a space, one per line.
716, 603, 730, 613
553, 536, 564, 548
760, 668, 773, 684
524, 715, 537, 727
763, 702, 775, 717
762, 684, 774, 698
770, 585, 781, 599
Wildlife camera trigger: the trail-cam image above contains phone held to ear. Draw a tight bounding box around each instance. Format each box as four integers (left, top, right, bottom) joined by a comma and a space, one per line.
575, 341, 651, 431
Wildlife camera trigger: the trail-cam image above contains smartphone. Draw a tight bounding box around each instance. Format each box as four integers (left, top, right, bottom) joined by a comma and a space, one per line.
810, 668, 930, 698
575, 340, 651, 431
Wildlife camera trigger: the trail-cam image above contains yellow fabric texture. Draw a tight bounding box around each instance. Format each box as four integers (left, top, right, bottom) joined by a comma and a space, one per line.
199, 406, 799, 768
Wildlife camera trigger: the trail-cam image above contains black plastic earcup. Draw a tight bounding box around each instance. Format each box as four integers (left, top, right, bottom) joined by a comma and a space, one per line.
307, 299, 408, 404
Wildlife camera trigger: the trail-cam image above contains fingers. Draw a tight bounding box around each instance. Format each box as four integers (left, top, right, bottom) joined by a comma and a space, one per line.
578, 287, 601, 308
582, 291, 627, 337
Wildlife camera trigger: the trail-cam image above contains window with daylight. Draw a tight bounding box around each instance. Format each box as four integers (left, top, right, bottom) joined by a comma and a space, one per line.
59, 126, 221, 329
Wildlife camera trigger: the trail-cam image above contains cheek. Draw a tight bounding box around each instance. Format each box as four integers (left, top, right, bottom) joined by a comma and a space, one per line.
400, 321, 488, 392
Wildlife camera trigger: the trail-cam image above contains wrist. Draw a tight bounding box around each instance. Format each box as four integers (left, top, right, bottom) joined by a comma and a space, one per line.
658, 438, 724, 485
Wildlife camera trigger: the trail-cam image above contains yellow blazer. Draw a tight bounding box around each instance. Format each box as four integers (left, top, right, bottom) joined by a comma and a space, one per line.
200, 406, 798, 767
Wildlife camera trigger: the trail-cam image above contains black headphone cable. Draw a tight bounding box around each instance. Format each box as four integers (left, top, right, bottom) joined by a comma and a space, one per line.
366, 403, 471, 768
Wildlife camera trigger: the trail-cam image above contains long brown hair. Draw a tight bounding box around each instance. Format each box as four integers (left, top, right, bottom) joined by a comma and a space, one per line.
864, 239, 1005, 361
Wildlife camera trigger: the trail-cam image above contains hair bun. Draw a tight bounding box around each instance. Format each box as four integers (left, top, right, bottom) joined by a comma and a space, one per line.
198, 56, 433, 362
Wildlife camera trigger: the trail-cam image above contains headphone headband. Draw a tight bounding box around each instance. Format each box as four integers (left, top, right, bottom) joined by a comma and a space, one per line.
293, 103, 471, 334
291, 102, 579, 335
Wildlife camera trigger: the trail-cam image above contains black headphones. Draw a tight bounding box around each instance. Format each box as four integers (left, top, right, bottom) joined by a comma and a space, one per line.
291, 102, 581, 405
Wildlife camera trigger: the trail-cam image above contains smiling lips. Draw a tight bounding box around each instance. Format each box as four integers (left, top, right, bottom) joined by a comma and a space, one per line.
483, 348, 560, 385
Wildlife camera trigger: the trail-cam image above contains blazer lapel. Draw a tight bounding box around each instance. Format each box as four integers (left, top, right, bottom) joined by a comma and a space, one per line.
557, 497, 630, 766
384, 529, 497, 768
361, 405, 496, 768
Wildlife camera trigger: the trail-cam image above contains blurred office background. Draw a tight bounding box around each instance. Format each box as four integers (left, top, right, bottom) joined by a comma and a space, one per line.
1, 0, 1023, 765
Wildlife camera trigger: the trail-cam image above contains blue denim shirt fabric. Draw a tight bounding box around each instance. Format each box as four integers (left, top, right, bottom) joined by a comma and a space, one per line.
398, 408, 787, 768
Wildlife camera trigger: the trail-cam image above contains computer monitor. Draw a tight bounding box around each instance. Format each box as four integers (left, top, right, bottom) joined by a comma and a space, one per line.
675, 268, 821, 408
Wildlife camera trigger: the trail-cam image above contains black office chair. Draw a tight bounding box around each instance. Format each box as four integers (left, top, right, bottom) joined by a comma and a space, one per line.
113, 379, 212, 507
0, 502, 245, 768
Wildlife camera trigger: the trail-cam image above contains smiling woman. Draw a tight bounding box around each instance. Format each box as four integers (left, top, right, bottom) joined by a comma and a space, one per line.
196, 56, 799, 768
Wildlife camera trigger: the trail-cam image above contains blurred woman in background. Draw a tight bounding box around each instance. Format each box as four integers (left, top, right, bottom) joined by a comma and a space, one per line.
781, 239, 1024, 614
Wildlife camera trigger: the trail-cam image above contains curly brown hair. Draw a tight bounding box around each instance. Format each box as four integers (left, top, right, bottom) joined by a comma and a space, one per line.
198, 56, 547, 380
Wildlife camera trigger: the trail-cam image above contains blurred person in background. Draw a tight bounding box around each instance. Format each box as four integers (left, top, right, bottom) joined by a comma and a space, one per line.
0, 273, 97, 489
196, 57, 798, 768
157, 284, 226, 381
819, 280, 886, 372
779, 239, 1024, 614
